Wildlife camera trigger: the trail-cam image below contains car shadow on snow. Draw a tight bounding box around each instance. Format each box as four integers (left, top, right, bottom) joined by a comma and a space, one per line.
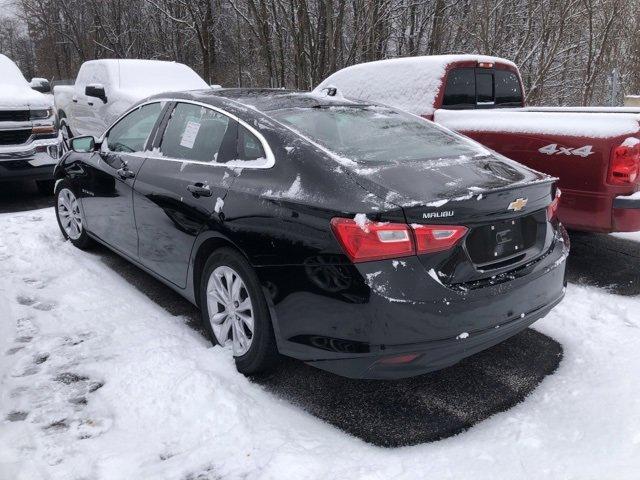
95, 243, 563, 448
567, 231, 640, 296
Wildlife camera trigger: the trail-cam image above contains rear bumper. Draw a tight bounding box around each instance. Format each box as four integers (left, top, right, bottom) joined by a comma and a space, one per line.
262, 227, 569, 379
612, 195, 640, 232
0, 135, 62, 182
559, 189, 640, 233
307, 291, 564, 379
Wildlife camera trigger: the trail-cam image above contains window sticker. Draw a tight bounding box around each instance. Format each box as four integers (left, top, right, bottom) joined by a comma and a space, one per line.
180, 121, 201, 149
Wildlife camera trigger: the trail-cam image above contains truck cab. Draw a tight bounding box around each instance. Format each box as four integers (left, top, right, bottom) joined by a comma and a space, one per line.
54, 59, 209, 139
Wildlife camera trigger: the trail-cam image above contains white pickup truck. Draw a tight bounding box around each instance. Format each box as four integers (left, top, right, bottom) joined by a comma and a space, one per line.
0, 54, 62, 193
54, 59, 209, 139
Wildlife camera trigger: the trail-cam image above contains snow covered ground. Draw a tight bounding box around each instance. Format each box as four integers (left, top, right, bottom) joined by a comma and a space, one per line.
1, 209, 639, 480
612, 231, 640, 243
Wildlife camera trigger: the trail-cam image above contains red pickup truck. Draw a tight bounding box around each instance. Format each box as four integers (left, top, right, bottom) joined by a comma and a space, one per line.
316, 55, 640, 233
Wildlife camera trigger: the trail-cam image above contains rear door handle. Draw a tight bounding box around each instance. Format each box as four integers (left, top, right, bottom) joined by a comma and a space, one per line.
88, 101, 94, 106
72, 96, 78, 103
187, 183, 212, 198
116, 167, 135, 179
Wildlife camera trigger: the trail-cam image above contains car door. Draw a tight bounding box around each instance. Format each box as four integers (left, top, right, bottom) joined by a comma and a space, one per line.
79, 101, 166, 258
133, 101, 237, 288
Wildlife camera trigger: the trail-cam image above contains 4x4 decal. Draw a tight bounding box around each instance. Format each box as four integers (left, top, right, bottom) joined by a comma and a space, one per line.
538, 144, 594, 158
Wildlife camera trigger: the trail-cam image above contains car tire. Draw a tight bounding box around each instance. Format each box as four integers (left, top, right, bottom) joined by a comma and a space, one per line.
36, 179, 55, 196
54, 179, 93, 250
199, 247, 279, 375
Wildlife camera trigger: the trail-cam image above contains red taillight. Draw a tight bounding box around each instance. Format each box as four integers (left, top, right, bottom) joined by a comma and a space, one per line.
330, 218, 414, 262
330, 217, 467, 262
411, 224, 468, 254
547, 188, 562, 221
608, 140, 640, 185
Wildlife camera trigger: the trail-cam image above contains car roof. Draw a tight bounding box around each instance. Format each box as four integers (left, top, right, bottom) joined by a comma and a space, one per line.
152, 88, 372, 113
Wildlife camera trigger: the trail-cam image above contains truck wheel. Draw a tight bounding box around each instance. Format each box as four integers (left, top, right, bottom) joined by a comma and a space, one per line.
199, 248, 279, 375
55, 180, 93, 249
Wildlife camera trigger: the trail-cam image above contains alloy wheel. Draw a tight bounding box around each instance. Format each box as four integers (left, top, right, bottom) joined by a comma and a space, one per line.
206, 265, 254, 356
57, 188, 83, 240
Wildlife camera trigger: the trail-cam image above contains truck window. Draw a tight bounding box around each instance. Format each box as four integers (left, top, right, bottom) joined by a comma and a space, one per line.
476, 72, 494, 105
443, 68, 523, 109
442, 68, 475, 108
495, 70, 522, 106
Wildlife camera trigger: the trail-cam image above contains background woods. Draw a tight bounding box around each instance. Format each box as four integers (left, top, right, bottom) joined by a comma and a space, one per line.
0, 0, 638, 105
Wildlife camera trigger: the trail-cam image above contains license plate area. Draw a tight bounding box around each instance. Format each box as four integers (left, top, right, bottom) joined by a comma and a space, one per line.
465, 216, 536, 267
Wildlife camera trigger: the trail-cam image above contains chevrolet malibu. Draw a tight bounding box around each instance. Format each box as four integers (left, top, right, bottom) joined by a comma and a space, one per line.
53, 88, 569, 379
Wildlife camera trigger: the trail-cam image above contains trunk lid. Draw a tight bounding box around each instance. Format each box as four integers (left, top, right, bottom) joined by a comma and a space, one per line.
350, 153, 557, 284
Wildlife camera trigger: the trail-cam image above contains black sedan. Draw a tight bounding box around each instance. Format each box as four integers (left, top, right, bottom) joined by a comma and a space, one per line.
53, 88, 569, 379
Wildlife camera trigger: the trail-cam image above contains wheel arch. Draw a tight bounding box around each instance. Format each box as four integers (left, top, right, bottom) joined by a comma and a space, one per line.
191, 232, 250, 308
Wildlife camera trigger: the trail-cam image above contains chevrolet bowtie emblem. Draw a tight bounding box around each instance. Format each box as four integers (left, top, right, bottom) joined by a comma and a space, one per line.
508, 198, 528, 212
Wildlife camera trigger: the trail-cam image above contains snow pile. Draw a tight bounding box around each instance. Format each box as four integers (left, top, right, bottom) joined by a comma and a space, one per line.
315, 55, 515, 116
434, 109, 640, 139
1, 210, 640, 479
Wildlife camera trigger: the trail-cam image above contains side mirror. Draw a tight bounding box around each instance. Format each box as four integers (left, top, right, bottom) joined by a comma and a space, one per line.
30, 77, 51, 93
85, 84, 107, 103
70, 136, 96, 153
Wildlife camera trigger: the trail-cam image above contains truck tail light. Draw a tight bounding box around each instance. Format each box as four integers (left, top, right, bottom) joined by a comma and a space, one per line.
547, 188, 562, 221
411, 224, 468, 254
608, 140, 640, 185
331, 217, 467, 262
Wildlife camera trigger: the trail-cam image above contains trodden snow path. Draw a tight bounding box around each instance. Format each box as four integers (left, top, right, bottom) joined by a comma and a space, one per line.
0, 209, 639, 480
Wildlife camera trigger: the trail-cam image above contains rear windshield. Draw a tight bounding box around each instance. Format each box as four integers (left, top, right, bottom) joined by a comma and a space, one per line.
272, 106, 487, 163
443, 68, 523, 109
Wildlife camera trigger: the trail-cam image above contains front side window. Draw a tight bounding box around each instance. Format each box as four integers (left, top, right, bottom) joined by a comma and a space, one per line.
107, 102, 162, 153
160, 103, 230, 162
272, 106, 487, 164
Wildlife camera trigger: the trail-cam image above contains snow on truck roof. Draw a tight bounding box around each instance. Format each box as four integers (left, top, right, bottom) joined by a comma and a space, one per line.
81, 59, 208, 90
314, 54, 517, 116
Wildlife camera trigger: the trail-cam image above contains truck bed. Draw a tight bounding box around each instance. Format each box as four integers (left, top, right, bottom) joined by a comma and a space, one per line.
434, 108, 640, 232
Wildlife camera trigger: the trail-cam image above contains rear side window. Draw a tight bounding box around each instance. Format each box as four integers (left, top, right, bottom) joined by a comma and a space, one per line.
160, 103, 231, 162
107, 102, 162, 153
442, 68, 475, 108
237, 125, 265, 161
495, 70, 523, 105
